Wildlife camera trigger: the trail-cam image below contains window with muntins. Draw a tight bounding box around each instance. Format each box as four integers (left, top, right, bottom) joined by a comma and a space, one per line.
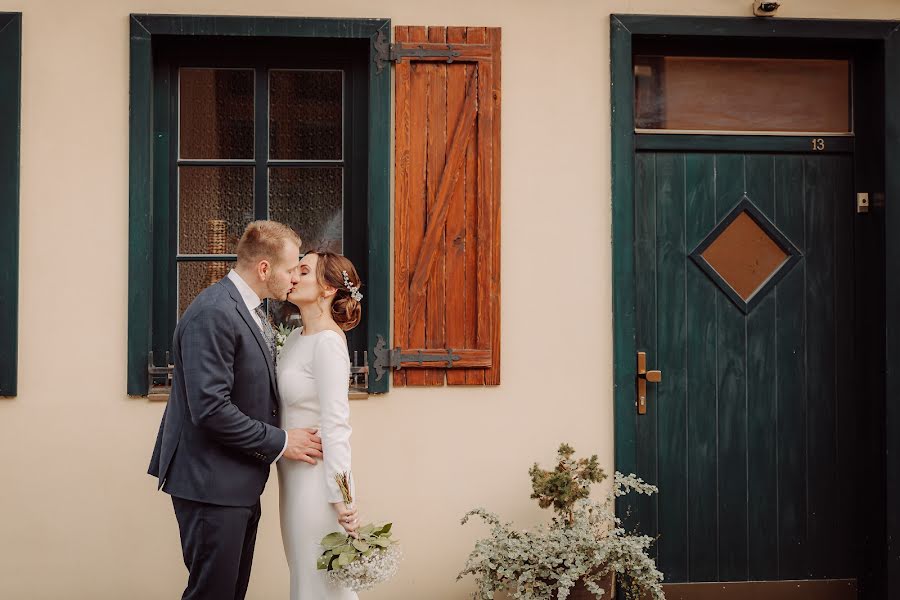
128, 17, 391, 396
152, 38, 369, 384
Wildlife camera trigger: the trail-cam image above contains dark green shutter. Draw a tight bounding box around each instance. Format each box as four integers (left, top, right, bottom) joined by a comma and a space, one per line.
0, 13, 21, 397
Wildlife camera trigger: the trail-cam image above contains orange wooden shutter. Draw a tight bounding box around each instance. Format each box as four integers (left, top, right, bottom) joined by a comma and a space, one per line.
393, 26, 501, 386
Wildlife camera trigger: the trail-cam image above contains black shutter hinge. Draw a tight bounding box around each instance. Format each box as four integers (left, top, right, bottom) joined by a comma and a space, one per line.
372, 335, 462, 381
373, 30, 462, 75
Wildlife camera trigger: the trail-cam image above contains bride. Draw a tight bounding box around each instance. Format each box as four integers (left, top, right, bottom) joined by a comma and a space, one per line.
277, 250, 364, 600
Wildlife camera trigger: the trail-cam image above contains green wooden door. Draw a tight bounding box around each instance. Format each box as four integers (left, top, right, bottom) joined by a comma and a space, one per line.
634, 151, 859, 585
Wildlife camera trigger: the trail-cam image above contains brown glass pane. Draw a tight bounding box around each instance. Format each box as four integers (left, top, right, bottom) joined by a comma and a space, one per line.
635, 56, 850, 133
268, 168, 343, 253
269, 70, 342, 160
702, 211, 789, 301
180, 69, 254, 159
179, 167, 254, 254
178, 261, 235, 316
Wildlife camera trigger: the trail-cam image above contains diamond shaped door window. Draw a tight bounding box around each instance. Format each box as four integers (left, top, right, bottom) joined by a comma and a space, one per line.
702, 212, 788, 300
690, 197, 801, 313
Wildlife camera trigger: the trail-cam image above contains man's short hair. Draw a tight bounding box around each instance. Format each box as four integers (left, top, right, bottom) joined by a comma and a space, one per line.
236, 221, 302, 266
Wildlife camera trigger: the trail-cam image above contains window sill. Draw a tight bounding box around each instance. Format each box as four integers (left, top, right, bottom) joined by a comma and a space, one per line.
143, 390, 370, 402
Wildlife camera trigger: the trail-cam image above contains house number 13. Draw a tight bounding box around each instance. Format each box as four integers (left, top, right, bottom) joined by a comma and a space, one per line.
811, 138, 825, 151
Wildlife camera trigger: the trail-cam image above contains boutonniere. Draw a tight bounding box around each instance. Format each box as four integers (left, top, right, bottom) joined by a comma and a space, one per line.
275, 323, 296, 356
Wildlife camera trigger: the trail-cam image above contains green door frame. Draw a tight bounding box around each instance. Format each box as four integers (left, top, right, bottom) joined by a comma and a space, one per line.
127, 14, 392, 395
611, 14, 900, 595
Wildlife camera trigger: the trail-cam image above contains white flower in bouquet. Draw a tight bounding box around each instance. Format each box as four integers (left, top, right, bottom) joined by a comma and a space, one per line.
317, 472, 402, 591
275, 323, 296, 356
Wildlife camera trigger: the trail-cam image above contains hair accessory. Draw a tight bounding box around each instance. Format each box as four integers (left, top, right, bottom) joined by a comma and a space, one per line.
342, 270, 363, 302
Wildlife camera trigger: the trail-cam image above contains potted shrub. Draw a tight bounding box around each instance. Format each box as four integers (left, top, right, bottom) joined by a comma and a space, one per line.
458, 443, 665, 600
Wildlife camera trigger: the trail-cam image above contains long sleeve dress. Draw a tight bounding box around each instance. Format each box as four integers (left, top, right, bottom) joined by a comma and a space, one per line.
276, 328, 358, 600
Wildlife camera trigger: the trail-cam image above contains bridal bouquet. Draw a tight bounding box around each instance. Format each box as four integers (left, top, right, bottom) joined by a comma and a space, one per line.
317, 472, 402, 591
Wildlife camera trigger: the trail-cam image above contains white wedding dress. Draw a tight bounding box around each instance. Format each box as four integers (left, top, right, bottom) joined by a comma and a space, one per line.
276, 328, 358, 600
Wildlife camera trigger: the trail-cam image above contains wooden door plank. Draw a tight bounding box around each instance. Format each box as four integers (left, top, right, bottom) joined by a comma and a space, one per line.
656, 152, 689, 582
805, 155, 838, 578
745, 155, 779, 581
393, 25, 411, 387
405, 25, 429, 386
446, 26, 469, 386
715, 153, 749, 581
854, 143, 886, 592
685, 153, 719, 582
475, 41, 495, 380
484, 27, 501, 385
746, 293, 778, 578
774, 154, 808, 580
832, 156, 856, 576
635, 152, 659, 546
464, 27, 486, 385
423, 25, 448, 386
746, 153, 775, 217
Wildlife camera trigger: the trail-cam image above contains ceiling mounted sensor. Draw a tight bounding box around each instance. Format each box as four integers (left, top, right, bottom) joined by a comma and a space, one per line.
752, 0, 781, 16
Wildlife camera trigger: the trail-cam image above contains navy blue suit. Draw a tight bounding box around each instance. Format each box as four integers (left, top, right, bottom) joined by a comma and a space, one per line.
149, 276, 286, 599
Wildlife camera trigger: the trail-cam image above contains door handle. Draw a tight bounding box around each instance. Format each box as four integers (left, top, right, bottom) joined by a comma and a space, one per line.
637, 351, 662, 415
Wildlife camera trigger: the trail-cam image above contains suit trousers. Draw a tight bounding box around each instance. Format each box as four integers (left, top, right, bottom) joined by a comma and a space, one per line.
172, 496, 262, 600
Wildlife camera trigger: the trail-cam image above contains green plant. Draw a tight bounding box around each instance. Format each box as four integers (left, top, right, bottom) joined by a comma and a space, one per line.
529, 442, 605, 526
458, 444, 664, 600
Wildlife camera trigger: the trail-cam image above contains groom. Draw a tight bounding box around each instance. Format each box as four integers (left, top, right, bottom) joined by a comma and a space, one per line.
149, 220, 322, 600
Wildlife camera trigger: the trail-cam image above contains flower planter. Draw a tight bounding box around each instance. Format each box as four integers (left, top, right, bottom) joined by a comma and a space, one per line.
567, 573, 614, 600
459, 445, 663, 600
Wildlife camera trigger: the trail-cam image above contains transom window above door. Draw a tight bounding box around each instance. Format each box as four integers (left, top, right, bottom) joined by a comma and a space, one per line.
634, 56, 851, 134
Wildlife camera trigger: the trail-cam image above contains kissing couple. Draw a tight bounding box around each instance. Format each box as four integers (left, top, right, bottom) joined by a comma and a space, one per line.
149, 220, 365, 599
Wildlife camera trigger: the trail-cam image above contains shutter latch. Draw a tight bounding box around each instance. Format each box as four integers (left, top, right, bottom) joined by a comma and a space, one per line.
372, 335, 462, 381
373, 30, 462, 74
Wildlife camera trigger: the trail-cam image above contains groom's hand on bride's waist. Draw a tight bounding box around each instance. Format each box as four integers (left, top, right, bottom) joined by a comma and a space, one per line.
282, 427, 324, 464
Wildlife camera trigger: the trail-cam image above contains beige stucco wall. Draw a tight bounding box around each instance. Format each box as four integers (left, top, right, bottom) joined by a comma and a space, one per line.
1, 0, 899, 598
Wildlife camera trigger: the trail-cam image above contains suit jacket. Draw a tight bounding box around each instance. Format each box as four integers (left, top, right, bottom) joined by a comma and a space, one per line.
148, 276, 286, 507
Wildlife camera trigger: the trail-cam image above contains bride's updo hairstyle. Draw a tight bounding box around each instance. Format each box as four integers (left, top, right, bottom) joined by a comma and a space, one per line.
311, 251, 363, 332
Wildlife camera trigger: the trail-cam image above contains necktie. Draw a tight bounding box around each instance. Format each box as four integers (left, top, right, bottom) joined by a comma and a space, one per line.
253, 303, 276, 361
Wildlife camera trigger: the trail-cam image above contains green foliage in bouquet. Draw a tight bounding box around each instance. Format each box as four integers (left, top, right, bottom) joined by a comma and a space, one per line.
317, 472, 400, 574
459, 444, 665, 600
318, 522, 396, 572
